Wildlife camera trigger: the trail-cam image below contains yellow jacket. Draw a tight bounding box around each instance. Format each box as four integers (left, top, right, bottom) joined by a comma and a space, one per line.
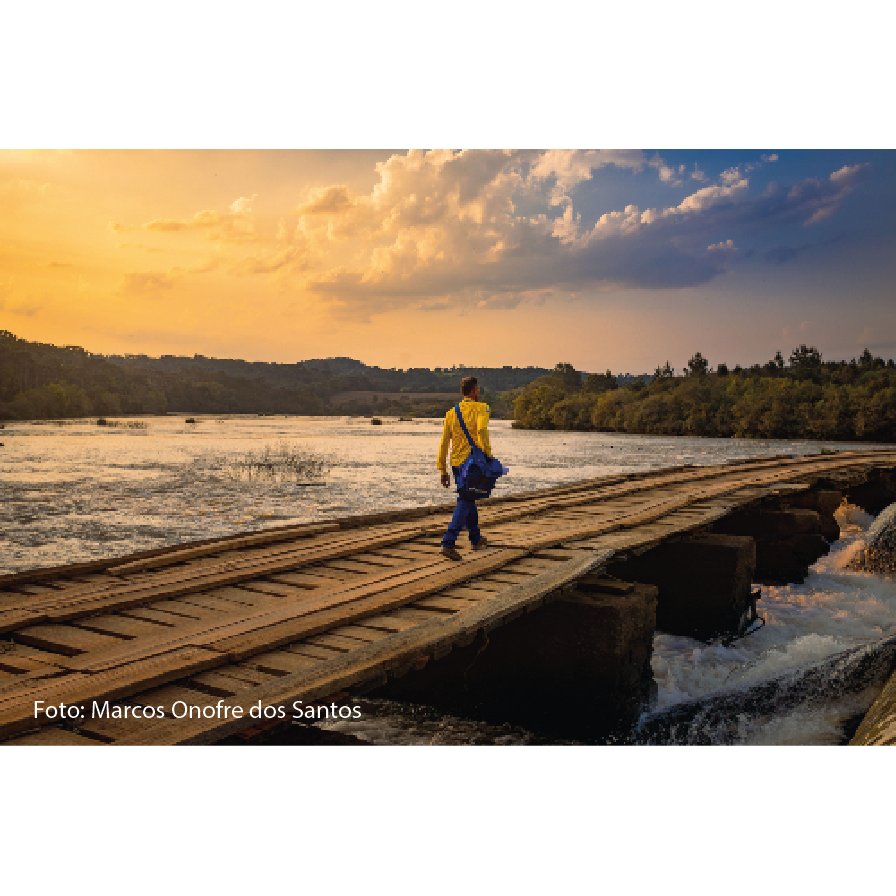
437, 398, 492, 473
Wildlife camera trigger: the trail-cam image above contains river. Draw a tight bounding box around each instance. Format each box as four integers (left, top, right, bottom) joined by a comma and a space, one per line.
1, 414, 893, 745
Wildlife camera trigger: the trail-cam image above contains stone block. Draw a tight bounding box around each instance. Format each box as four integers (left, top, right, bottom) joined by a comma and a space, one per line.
843, 470, 896, 515
780, 489, 842, 543
605, 534, 756, 642
368, 581, 658, 741
750, 533, 830, 585
716, 508, 822, 540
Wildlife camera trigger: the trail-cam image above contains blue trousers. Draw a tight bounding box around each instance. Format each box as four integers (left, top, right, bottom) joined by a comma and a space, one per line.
441, 465, 482, 548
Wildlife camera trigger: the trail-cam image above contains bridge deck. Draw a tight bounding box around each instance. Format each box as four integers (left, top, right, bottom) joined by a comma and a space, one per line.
2, 449, 895, 745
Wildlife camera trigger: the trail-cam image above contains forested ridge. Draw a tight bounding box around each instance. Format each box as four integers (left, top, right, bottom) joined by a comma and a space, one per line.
512, 349, 896, 441
5, 331, 894, 440
0, 330, 549, 420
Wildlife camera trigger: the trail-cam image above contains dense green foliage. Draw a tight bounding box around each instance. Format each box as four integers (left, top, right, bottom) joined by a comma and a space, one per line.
513, 350, 896, 442
0, 330, 548, 420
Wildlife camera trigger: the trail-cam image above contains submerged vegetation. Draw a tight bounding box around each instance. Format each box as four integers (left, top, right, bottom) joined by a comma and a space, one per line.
222, 441, 330, 484
96, 418, 146, 428
513, 349, 896, 441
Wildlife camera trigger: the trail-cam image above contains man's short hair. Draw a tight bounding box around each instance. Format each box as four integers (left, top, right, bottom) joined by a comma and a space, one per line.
461, 376, 478, 396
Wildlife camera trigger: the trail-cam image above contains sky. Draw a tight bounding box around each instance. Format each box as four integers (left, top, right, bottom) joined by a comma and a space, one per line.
2, 148, 895, 374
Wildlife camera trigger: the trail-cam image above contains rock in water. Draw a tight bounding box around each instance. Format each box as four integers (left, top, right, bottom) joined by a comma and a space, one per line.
850, 502, 896, 573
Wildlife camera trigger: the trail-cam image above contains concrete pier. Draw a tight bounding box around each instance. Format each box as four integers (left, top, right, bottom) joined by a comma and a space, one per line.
714, 507, 829, 584
605, 534, 757, 641
368, 578, 658, 740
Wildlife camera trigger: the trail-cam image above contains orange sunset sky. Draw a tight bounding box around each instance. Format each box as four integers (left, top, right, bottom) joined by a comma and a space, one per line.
2, 148, 894, 373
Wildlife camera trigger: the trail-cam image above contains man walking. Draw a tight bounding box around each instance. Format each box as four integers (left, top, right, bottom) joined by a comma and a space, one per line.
437, 375, 492, 560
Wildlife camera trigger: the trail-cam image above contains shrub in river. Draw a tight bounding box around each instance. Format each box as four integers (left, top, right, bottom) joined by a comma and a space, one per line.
96, 417, 146, 429
224, 441, 330, 483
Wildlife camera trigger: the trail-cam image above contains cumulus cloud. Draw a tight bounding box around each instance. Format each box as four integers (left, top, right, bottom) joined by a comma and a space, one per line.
297, 185, 355, 215
288, 151, 870, 310
111, 195, 259, 242
117, 254, 221, 295
530, 149, 662, 192
118, 271, 175, 294
104, 151, 870, 314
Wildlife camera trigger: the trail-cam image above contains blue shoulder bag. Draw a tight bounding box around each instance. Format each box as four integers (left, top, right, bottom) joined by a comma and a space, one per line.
453, 404, 509, 499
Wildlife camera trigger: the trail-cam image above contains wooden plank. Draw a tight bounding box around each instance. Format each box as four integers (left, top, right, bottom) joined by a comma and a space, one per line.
207, 548, 527, 662
107, 523, 341, 575
306, 633, 370, 652
9, 584, 62, 596
350, 552, 416, 568
245, 650, 320, 677
4, 728, 101, 746
413, 595, 478, 612
440, 586, 499, 601
321, 559, 400, 575
0, 666, 71, 702
14, 625, 125, 657
148, 600, 222, 620
188, 671, 259, 697
352, 614, 420, 633
297, 566, 359, 581
202, 586, 283, 607
233, 580, 311, 598
78, 711, 150, 743
328, 625, 391, 643
0, 647, 222, 740
205, 665, 278, 687
479, 572, 532, 585
111, 549, 613, 745
287, 644, 343, 661
267, 571, 350, 588
15, 529, 434, 630
51, 554, 464, 675
118, 607, 186, 627
0, 644, 70, 674
130, 685, 215, 714
0, 523, 431, 628
455, 580, 504, 593
174, 593, 268, 614
388, 607, 447, 623
74, 615, 168, 640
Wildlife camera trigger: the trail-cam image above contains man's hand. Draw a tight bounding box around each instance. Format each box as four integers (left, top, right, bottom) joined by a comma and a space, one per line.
440, 473, 451, 488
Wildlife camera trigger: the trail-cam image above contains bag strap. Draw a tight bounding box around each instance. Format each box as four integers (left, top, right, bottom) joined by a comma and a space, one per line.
454, 403, 476, 450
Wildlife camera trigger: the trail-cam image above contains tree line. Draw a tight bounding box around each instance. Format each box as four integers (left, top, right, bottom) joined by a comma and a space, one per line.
0, 331, 543, 420
512, 348, 896, 442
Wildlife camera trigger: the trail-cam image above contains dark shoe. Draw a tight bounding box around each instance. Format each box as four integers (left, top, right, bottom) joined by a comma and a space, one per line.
471, 536, 488, 551
440, 546, 462, 561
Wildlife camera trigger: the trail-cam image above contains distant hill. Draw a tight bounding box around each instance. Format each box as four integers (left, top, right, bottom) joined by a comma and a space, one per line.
0, 330, 555, 420
100, 351, 554, 396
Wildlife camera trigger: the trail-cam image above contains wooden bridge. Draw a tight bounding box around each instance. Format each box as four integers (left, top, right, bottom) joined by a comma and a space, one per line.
2, 449, 895, 746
